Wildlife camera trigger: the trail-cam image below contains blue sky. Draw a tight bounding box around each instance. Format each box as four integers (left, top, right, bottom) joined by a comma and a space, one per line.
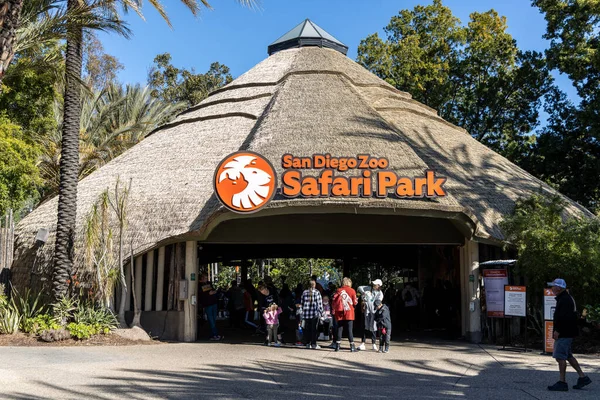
98, 0, 577, 101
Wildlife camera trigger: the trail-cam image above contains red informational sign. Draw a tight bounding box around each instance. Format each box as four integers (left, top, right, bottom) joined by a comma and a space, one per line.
545, 321, 555, 353
483, 269, 508, 317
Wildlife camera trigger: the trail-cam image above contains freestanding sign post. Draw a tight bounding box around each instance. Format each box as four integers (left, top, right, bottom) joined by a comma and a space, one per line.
483, 269, 509, 317
543, 288, 557, 355
502, 285, 530, 352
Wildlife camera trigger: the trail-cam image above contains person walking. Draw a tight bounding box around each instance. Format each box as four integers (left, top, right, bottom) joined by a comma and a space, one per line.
547, 278, 592, 391
301, 277, 324, 349
374, 299, 392, 353
332, 277, 358, 352
402, 282, 420, 331
357, 279, 384, 351
199, 274, 221, 340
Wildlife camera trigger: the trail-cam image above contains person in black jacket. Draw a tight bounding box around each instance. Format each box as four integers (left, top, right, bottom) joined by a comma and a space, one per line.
547, 278, 592, 392
374, 299, 392, 353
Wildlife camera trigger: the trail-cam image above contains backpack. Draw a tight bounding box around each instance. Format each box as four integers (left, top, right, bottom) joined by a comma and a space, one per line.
404, 289, 413, 303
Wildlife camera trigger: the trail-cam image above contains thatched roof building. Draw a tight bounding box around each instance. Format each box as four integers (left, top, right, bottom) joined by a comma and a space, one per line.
11, 20, 593, 293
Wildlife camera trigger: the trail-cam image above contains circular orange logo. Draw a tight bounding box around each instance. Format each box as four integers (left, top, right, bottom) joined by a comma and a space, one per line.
214, 151, 277, 213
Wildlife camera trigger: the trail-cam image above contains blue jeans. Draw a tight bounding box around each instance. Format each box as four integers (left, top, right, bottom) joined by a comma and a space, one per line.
205, 304, 218, 337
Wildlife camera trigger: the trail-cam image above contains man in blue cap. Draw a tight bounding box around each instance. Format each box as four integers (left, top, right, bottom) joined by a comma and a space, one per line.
547, 278, 592, 391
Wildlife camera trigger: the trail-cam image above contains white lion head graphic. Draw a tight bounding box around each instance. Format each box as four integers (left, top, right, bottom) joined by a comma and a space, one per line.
218, 155, 272, 210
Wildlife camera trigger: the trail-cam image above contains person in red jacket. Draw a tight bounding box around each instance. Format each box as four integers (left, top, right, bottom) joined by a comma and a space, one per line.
332, 277, 358, 352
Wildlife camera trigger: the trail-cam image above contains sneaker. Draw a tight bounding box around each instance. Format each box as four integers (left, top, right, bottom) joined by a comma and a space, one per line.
357, 343, 366, 351
548, 381, 568, 391
573, 376, 592, 390
383, 348, 389, 353
372, 343, 379, 351
312, 344, 321, 349
274, 342, 281, 347
210, 335, 221, 341
295, 341, 304, 347
326, 342, 336, 349
306, 344, 311, 349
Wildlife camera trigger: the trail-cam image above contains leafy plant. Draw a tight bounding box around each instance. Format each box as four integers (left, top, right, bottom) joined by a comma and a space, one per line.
23, 314, 61, 335
585, 305, 600, 326
0, 307, 20, 334
74, 301, 117, 332
9, 288, 45, 332
52, 295, 78, 326
67, 322, 108, 340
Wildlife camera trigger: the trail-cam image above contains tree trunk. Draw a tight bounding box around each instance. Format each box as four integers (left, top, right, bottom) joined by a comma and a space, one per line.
0, 0, 23, 85
130, 243, 141, 328
117, 225, 126, 327
52, 1, 83, 302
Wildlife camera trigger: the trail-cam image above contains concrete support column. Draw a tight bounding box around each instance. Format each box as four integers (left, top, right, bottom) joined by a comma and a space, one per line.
156, 246, 165, 311
183, 241, 198, 342
460, 240, 481, 343
145, 250, 154, 311
135, 255, 143, 312
125, 262, 131, 311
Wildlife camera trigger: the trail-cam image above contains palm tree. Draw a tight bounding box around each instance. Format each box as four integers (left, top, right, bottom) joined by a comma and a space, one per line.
39, 83, 184, 199
0, 0, 24, 83
52, 0, 257, 302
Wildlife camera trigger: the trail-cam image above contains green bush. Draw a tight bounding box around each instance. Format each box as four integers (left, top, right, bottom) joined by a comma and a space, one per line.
22, 314, 61, 335
11, 288, 44, 332
585, 304, 600, 325
74, 301, 117, 331
67, 322, 109, 340
51, 296, 78, 326
0, 307, 20, 334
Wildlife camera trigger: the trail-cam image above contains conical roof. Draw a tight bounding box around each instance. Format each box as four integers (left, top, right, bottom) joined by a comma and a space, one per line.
268, 19, 348, 55
11, 34, 594, 288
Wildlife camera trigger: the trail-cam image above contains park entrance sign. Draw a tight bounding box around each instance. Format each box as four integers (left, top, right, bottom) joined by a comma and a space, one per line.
214, 152, 448, 213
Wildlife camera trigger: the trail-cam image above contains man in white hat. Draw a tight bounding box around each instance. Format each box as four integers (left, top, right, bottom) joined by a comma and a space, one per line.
357, 279, 384, 351
547, 278, 592, 391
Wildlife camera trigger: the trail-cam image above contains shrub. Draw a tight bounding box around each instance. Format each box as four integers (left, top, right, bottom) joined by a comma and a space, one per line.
51, 296, 78, 326
74, 301, 117, 331
0, 307, 20, 334
67, 322, 109, 340
11, 288, 44, 332
23, 314, 61, 335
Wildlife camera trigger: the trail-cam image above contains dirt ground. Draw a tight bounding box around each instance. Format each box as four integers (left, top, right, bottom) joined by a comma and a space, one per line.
0, 332, 161, 347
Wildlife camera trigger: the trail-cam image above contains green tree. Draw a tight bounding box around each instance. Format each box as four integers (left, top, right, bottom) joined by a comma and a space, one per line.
500, 193, 600, 307
52, 0, 256, 302
530, 0, 600, 213
268, 259, 340, 289
357, 1, 552, 163
0, 42, 61, 139
83, 33, 124, 91
148, 53, 233, 108
38, 83, 184, 199
0, 114, 40, 215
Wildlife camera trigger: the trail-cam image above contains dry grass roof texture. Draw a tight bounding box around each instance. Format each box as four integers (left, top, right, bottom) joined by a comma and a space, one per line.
11, 46, 594, 288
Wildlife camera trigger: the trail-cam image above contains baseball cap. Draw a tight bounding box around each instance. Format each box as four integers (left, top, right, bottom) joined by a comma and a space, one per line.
374, 300, 382, 307
372, 279, 383, 286
547, 278, 567, 289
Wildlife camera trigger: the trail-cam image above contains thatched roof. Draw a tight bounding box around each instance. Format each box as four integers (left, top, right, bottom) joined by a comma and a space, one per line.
11, 45, 594, 288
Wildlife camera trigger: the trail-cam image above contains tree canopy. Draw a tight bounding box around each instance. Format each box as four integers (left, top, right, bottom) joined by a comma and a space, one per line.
148, 53, 233, 108
357, 0, 553, 164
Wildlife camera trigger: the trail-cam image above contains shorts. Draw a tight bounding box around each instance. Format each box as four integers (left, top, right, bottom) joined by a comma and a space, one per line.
553, 338, 574, 360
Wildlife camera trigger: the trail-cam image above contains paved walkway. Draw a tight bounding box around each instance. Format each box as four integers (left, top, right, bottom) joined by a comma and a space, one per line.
1, 339, 599, 399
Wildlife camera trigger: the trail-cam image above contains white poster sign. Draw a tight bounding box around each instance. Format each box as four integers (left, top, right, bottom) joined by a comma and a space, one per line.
504, 286, 527, 317
544, 288, 556, 321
